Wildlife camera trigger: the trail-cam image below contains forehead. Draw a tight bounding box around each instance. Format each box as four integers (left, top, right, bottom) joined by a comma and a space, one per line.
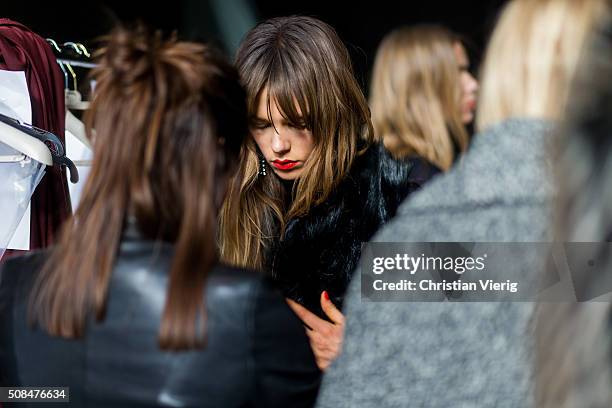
254, 87, 304, 119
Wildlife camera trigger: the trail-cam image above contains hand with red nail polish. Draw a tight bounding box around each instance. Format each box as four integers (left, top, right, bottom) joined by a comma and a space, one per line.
286, 290, 345, 371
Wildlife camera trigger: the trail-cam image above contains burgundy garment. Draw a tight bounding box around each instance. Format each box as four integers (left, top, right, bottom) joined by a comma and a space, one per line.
0, 19, 71, 250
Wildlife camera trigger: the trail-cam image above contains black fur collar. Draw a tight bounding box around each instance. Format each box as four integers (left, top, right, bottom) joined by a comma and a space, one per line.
267, 143, 440, 316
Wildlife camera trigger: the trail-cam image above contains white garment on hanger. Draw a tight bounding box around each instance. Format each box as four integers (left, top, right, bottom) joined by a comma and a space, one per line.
65, 127, 92, 211
0, 70, 45, 252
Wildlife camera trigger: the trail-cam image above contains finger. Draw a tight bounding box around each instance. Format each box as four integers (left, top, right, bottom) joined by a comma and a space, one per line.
306, 336, 338, 370
315, 357, 328, 371
320, 291, 345, 325
316, 357, 330, 371
308, 330, 340, 353
286, 298, 325, 331
306, 328, 343, 369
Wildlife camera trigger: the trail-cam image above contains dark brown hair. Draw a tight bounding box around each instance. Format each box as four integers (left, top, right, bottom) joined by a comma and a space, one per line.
219, 16, 374, 269
29, 26, 247, 350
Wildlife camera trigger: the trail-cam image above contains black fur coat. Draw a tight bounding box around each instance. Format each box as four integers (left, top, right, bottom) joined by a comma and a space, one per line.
267, 143, 440, 317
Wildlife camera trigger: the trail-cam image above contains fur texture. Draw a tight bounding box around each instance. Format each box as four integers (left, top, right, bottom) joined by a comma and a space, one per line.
267, 143, 439, 316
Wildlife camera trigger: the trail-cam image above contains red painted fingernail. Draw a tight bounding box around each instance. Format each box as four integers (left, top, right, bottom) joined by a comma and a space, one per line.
323, 291, 330, 301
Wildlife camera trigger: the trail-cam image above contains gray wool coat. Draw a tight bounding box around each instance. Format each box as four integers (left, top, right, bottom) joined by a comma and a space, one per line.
316, 118, 556, 408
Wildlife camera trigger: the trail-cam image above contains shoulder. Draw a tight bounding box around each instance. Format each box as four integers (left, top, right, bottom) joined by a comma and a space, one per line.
214, 265, 319, 383
371, 120, 556, 242
375, 144, 442, 189
353, 143, 441, 218
0, 251, 49, 341
0, 250, 49, 296
1, 250, 49, 273
358, 143, 441, 191
206, 264, 273, 307
208, 264, 312, 347
207, 264, 297, 322
398, 118, 555, 211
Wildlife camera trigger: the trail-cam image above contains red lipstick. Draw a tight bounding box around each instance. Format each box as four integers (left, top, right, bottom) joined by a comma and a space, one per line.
465, 98, 477, 111
272, 160, 299, 170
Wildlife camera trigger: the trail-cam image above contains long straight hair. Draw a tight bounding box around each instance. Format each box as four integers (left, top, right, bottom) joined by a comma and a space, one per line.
219, 16, 374, 270
29, 27, 247, 350
536, 11, 612, 407
477, 0, 608, 131
370, 25, 469, 171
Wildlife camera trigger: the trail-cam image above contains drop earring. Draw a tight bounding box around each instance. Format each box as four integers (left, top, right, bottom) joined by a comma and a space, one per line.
258, 156, 267, 177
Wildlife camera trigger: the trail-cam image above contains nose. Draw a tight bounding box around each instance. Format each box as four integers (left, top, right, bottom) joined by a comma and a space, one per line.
467, 72, 479, 93
271, 128, 290, 155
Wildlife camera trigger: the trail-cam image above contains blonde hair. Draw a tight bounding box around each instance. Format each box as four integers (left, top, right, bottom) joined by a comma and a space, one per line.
370, 25, 469, 171
219, 16, 373, 269
477, 0, 608, 131
537, 11, 612, 406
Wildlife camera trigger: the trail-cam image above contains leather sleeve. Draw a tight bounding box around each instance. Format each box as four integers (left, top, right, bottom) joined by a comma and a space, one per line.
0, 253, 46, 389
0, 259, 16, 387
250, 279, 321, 408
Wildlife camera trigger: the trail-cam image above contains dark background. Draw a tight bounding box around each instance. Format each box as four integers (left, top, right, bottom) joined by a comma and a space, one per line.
4, 0, 508, 91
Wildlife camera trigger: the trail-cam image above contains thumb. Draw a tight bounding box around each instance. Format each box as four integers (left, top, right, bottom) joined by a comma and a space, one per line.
320, 291, 344, 325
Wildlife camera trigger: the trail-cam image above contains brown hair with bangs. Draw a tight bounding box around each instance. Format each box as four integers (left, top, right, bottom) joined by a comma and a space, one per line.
28, 26, 247, 350
219, 15, 374, 270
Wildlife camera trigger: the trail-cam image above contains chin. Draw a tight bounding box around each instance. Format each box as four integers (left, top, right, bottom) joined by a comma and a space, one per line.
273, 170, 301, 181
462, 112, 474, 125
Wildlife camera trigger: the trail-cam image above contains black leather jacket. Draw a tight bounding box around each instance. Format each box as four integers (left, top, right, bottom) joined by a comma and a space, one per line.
0, 226, 321, 407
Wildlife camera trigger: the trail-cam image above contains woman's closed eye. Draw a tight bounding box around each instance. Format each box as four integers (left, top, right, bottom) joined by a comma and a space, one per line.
251, 120, 271, 130
288, 122, 307, 130
251, 120, 307, 131
459, 64, 474, 75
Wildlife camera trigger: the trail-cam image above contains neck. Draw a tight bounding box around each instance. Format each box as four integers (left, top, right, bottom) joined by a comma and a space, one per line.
279, 178, 295, 211
280, 178, 294, 190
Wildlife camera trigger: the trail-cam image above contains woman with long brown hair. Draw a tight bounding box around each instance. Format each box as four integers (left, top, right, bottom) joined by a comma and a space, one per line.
0, 26, 320, 407
370, 25, 478, 171
219, 16, 437, 370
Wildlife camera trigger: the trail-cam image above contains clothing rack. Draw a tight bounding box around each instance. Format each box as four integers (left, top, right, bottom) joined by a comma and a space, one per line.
56, 58, 97, 69
46, 39, 96, 211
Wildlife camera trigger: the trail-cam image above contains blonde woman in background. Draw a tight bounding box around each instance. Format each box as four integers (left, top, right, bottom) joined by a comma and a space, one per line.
476, 0, 604, 129
316, 1, 611, 407
370, 25, 478, 172
536, 12, 612, 408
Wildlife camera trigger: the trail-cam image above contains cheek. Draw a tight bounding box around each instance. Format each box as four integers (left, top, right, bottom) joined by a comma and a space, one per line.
251, 131, 268, 154
301, 129, 315, 148
460, 76, 470, 94
300, 131, 315, 156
